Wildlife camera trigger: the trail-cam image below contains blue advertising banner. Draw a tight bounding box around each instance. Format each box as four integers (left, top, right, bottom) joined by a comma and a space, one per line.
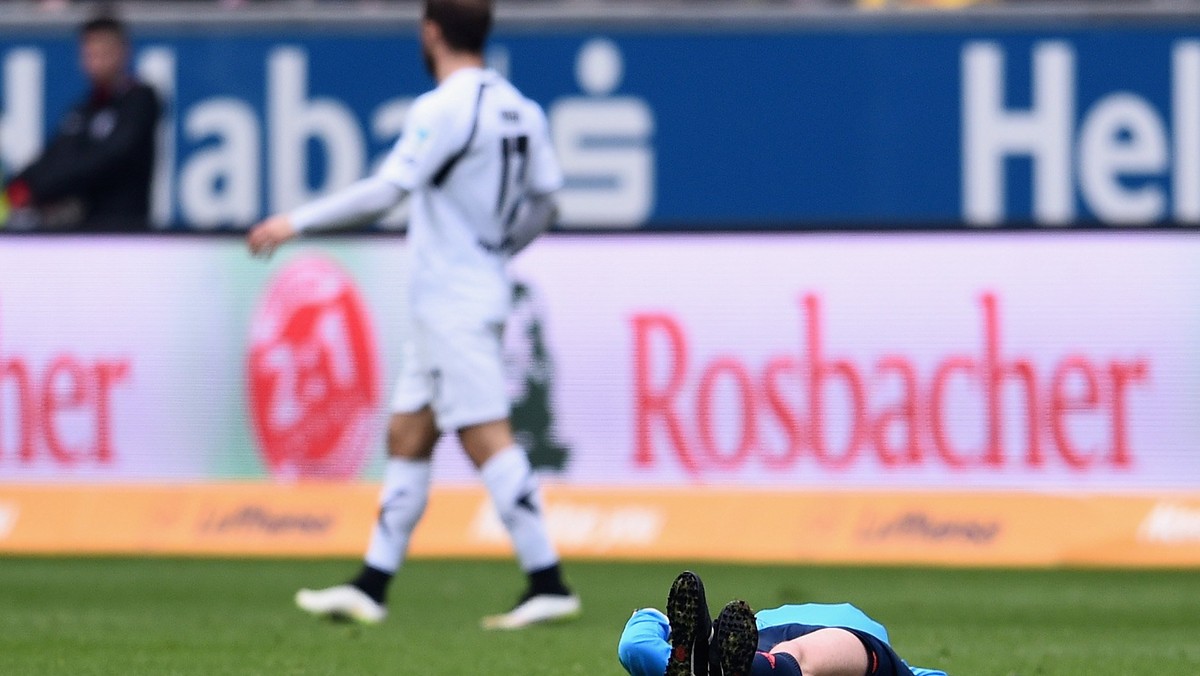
3, 20, 1200, 229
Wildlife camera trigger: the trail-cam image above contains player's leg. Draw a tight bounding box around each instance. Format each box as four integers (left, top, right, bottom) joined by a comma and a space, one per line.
425, 311, 578, 628
350, 407, 440, 600
758, 626, 918, 676
295, 341, 441, 624
663, 571, 711, 676
763, 629, 869, 676
458, 418, 580, 629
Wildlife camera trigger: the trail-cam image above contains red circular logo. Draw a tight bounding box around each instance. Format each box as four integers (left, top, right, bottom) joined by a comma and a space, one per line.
247, 256, 380, 480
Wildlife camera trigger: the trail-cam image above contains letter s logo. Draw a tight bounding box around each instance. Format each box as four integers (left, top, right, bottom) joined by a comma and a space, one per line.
550, 39, 655, 228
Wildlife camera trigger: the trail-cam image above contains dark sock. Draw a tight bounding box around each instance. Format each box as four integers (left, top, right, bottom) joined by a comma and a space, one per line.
752, 651, 803, 675
350, 564, 393, 605
527, 563, 571, 596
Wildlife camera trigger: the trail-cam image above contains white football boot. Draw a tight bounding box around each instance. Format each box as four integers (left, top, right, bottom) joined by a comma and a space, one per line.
295, 584, 387, 624
481, 592, 582, 630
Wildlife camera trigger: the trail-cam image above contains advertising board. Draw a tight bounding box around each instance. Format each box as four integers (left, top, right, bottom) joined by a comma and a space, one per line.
1, 232, 1197, 564
1, 233, 1196, 487
6, 22, 1200, 228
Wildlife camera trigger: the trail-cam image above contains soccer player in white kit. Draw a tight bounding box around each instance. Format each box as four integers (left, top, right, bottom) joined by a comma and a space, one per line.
247, 0, 580, 630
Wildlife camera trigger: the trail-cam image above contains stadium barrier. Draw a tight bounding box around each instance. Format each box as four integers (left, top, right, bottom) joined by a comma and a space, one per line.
5, 15, 1200, 230
3, 484, 1199, 567
1, 233, 1197, 566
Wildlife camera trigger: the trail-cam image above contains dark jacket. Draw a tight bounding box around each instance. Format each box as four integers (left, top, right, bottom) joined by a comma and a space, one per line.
17, 78, 160, 231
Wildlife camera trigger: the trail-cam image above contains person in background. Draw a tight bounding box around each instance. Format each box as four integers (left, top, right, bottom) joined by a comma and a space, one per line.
3, 15, 160, 231
0, 181, 8, 226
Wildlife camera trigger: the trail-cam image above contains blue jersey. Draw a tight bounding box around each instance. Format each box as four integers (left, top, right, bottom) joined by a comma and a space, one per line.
756, 603, 890, 643
617, 603, 948, 676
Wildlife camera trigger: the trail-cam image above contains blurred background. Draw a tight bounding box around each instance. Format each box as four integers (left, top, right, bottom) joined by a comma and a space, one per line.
1, 0, 1199, 569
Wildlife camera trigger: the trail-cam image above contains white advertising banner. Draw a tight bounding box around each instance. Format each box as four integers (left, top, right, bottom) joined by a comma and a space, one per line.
513, 235, 1200, 490
0, 237, 405, 482
0, 233, 1196, 491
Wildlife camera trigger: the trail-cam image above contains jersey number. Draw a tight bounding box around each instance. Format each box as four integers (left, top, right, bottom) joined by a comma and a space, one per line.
497, 135, 530, 228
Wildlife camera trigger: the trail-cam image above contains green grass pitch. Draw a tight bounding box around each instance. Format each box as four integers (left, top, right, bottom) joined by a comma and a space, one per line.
1, 557, 1198, 675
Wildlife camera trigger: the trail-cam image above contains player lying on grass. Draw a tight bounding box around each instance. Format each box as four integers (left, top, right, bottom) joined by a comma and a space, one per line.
618, 571, 949, 676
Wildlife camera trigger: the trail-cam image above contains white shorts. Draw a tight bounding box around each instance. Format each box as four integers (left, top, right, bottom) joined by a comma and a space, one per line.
388, 312, 510, 432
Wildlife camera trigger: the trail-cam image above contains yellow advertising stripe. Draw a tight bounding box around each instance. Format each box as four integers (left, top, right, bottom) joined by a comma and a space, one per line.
1, 484, 1198, 567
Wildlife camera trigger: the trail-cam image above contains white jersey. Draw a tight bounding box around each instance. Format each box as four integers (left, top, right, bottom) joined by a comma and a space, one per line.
378, 67, 562, 320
